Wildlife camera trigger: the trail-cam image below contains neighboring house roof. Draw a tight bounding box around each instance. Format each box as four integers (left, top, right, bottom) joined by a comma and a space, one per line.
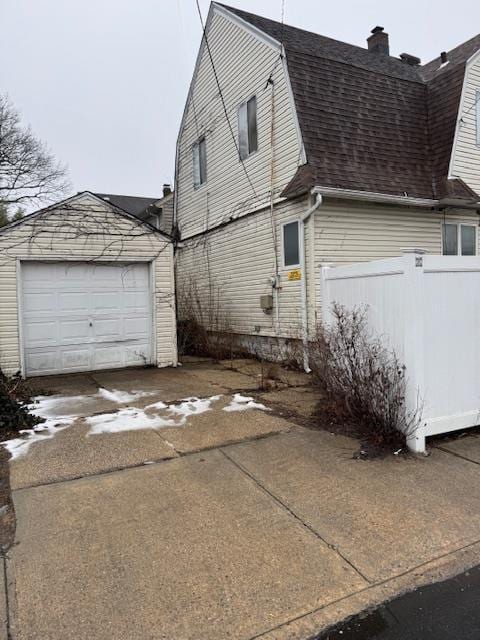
94, 193, 160, 218
220, 5, 480, 203
95, 191, 174, 236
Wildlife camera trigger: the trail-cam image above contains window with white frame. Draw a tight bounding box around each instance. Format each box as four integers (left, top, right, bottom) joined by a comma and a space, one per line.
443, 223, 477, 255
282, 220, 300, 267
193, 136, 207, 187
238, 96, 258, 160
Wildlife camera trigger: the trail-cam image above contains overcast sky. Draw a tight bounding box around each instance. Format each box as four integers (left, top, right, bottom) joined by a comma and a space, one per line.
1, 0, 479, 201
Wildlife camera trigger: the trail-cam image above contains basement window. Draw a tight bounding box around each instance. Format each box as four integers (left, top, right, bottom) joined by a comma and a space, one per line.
443, 223, 477, 256
282, 220, 300, 267
238, 96, 258, 160
193, 136, 207, 188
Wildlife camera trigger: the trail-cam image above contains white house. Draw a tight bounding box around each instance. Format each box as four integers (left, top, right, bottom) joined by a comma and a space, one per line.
0, 191, 177, 377
175, 3, 480, 357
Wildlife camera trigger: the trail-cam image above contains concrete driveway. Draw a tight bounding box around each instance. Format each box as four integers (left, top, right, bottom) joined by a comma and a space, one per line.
3, 359, 480, 639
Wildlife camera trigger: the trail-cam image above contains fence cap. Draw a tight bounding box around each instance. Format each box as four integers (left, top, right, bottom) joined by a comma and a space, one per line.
401, 247, 428, 255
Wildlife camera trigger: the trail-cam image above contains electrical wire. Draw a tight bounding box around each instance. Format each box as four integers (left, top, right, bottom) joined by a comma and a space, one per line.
194, 0, 258, 199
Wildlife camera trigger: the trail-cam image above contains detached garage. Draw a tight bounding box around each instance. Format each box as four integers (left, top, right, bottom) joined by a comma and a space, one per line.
0, 192, 177, 377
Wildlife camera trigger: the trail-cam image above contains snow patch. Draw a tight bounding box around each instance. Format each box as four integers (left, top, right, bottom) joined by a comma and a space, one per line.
144, 400, 168, 411
86, 408, 177, 435
3, 393, 82, 459
28, 394, 89, 418
166, 395, 221, 420
4, 416, 76, 460
87, 395, 222, 436
223, 394, 270, 413
97, 388, 156, 404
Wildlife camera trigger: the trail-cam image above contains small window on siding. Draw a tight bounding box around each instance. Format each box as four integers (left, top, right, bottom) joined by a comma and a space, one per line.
443, 223, 476, 255
238, 96, 258, 160
283, 221, 300, 267
443, 223, 458, 255
461, 224, 476, 255
193, 137, 207, 187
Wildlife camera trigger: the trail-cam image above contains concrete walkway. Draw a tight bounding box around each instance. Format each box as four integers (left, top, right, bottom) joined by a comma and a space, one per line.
3, 361, 480, 639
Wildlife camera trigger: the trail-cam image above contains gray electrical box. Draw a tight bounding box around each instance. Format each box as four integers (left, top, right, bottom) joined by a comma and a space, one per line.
260, 294, 273, 311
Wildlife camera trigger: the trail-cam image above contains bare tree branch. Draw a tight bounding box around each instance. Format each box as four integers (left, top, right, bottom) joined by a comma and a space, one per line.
0, 94, 70, 210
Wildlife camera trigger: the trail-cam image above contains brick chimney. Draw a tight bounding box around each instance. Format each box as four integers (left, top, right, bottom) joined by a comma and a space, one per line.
367, 26, 389, 56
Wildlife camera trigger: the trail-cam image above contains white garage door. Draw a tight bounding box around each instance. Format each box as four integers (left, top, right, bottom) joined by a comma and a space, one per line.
21, 262, 153, 376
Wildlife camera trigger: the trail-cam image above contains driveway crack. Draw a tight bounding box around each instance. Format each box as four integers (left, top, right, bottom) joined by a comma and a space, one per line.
220, 448, 371, 585
435, 445, 480, 466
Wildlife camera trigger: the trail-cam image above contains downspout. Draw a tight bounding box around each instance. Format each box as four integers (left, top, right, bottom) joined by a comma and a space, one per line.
300, 191, 323, 371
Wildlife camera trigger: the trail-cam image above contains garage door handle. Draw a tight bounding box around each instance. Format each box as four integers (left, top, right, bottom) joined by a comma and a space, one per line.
89, 321, 93, 327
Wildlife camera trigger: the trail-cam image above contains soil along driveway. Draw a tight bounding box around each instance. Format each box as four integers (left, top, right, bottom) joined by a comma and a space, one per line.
4, 360, 480, 640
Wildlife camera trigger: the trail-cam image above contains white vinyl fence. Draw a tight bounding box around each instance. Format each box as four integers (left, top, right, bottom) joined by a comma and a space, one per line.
321, 250, 480, 453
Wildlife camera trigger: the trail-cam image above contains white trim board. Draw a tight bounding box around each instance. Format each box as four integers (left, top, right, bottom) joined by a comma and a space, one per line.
447, 48, 480, 180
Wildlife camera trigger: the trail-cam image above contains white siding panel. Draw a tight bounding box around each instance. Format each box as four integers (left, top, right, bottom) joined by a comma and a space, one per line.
0, 194, 177, 375
314, 201, 479, 311
450, 51, 480, 193
176, 9, 302, 239
176, 197, 309, 339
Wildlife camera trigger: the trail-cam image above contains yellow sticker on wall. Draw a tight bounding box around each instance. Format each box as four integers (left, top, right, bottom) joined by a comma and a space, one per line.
287, 269, 301, 281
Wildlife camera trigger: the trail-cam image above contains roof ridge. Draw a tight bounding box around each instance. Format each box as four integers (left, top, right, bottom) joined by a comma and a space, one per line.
219, 3, 370, 58
218, 3, 425, 83
95, 192, 161, 200
422, 31, 480, 69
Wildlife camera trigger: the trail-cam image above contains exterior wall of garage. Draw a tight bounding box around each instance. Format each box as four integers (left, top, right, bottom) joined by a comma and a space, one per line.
0, 193, 177, 376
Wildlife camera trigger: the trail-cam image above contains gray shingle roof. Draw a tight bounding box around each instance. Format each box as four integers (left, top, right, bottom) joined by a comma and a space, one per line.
95, 193, 160, 217
221, 5, 480, 202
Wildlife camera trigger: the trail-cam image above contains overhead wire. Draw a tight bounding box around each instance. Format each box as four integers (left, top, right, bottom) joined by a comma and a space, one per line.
194, 0, 258, 199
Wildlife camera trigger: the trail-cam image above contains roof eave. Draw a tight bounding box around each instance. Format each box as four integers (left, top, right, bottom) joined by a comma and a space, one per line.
311, 186, 439, 208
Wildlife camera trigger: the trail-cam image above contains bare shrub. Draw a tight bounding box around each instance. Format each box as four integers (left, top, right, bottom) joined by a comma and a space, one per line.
0, 370, 44, 440
310, 304, 421, 455
176, 278, 236, 361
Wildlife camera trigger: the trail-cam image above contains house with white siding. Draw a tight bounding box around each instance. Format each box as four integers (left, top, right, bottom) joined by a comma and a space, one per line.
175, 3, 480, 359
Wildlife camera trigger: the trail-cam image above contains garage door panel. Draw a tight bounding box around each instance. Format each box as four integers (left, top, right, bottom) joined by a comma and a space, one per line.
121, 264, 150, 287
92, 264, 123, 283
61, 347, 91, 372
24, 321, 58, 347
93, 318, 122, 341
124, 317, 149, 339
91, 291, 123, 313
23, 292, 56, 313
123, 291, 149, 311
25, 350, 58, 374
59, 319, 91, 343
21, 262, 153, 375
22, 263, 57, 284
125, 344, 151, 365
58, 292, 89, 313
91, 345, 123, 368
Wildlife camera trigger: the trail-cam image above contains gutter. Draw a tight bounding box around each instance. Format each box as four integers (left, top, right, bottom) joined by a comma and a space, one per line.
311, 186, 439, 208
300, 191, 323, 372
311, 185, 480, 210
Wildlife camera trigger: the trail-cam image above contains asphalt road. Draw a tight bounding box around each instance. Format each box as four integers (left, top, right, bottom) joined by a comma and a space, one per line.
315, 565, 480, 639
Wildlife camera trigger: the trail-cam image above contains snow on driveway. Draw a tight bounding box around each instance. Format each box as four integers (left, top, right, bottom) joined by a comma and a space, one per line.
86, 396, 223, 435
3, 390, 269, 458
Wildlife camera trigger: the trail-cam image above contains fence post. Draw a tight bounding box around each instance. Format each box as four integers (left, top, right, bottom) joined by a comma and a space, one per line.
402, 250, 427, 453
